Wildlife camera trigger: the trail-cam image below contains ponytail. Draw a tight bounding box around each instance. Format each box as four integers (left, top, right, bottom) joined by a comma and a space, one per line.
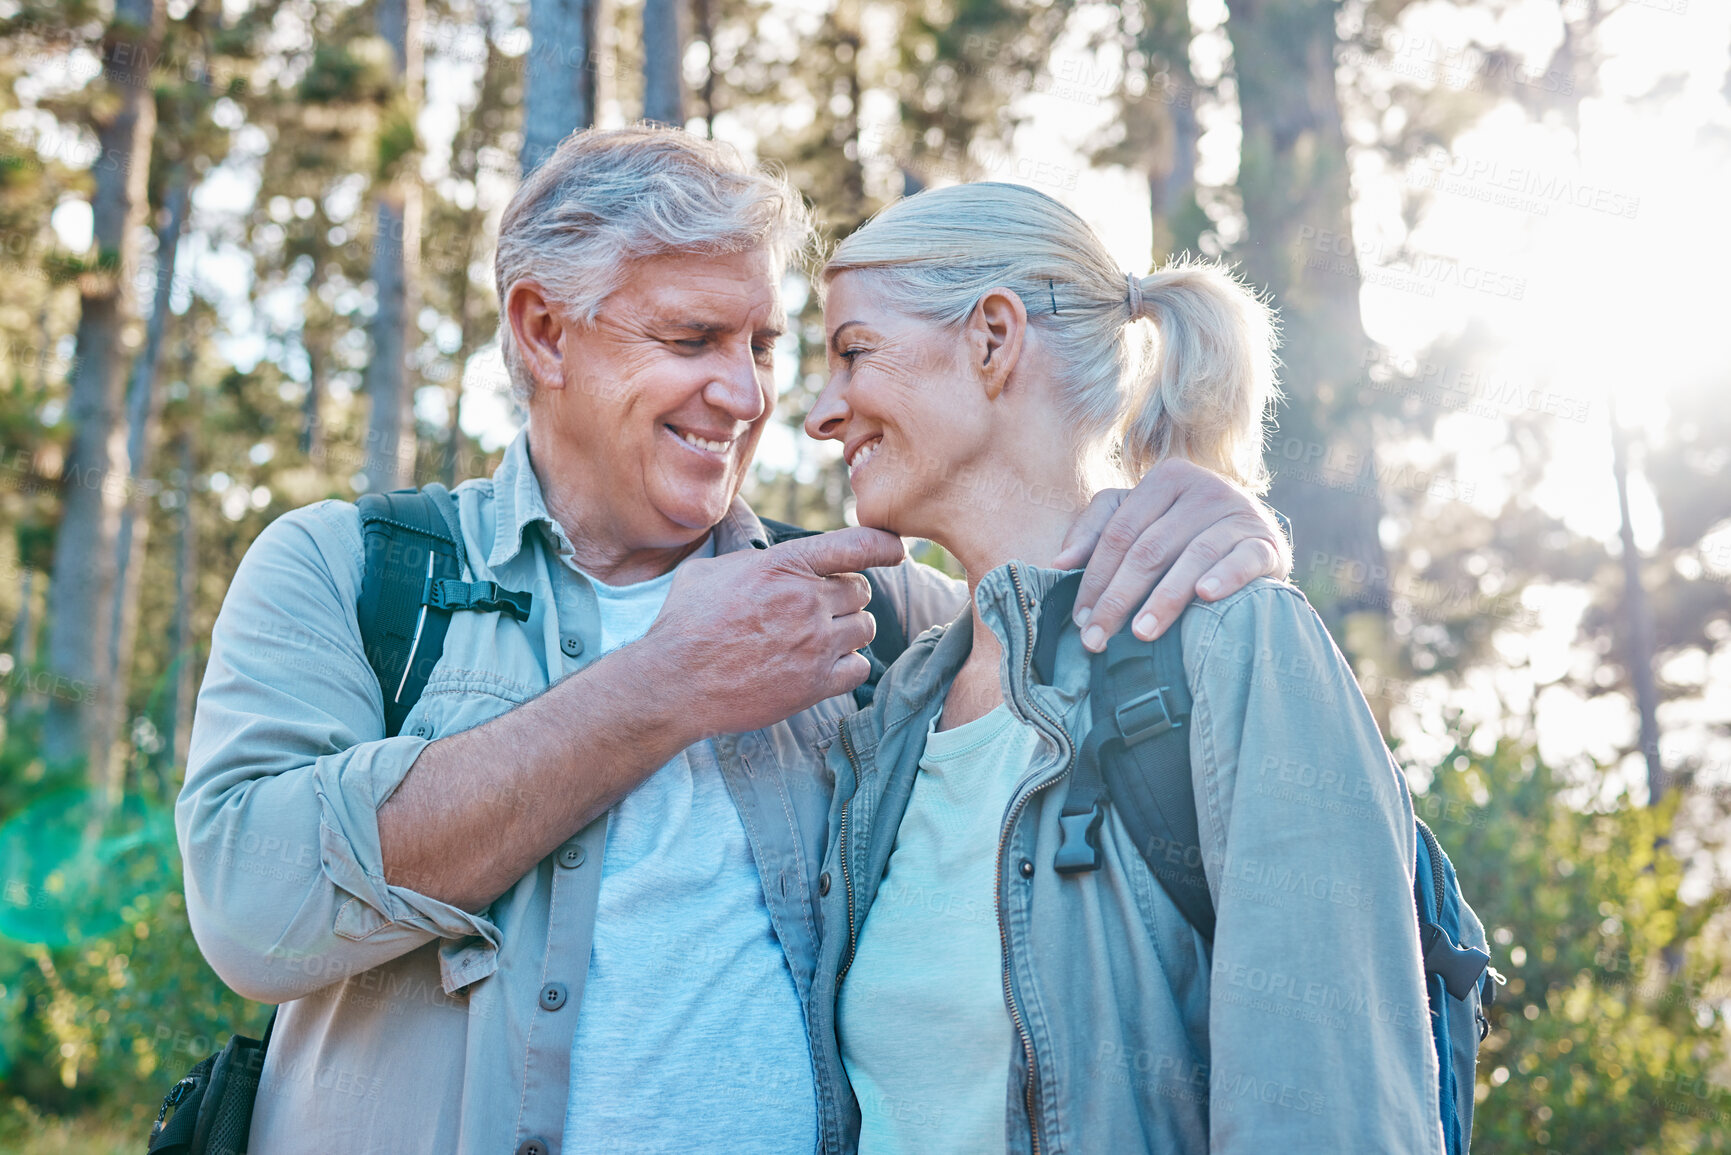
1120, 259, 1281, 493
824, 184, 1280, 493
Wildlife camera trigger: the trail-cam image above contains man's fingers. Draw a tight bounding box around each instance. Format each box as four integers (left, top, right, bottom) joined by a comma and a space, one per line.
1072, 480, 1183, 623
1085, 527, 1283, 649
774, 526, 906, 576
827, 649, 873, 696
1051, 488, 1125, 571
1079, 523, 1223, 648
1197, 537, 1282, 602
834, 608, 877, 653
822, 572, 872, 616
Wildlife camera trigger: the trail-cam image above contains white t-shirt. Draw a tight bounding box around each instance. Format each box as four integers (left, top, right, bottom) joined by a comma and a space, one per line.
562, 535, 818, 1153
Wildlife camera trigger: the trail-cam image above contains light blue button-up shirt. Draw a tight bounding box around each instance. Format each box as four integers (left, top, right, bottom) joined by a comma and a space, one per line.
177, 429, 966, 1154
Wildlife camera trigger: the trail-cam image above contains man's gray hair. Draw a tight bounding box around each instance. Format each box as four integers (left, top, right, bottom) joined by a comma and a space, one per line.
495, 124, 815, 403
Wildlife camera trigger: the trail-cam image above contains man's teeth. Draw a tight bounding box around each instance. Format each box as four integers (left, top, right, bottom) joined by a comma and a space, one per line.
676, 429, 731, 454
849, 439, 882, 471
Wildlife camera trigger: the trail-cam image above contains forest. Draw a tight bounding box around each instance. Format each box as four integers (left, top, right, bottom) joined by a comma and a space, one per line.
0, 0, 1728, 1147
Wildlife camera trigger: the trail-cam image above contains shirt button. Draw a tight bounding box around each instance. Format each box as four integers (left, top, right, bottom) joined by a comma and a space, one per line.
560, 635, 583, 658
411, 723, 432, 739
1019, 859, 1035, 879
516, 1140, 549, 1155
818, 871, 831, 896
557, 843, 585, 869
539, 982, 568, 1011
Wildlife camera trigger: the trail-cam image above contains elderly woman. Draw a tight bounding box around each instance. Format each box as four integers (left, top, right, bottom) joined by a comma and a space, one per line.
803, 182, 1446, 1155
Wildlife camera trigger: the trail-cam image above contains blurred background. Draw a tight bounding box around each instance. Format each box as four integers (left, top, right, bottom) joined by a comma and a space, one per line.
0, 0, 1727, 1147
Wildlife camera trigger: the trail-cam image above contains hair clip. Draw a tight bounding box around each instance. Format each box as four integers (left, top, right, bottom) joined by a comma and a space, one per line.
1048, 279, 1060, 316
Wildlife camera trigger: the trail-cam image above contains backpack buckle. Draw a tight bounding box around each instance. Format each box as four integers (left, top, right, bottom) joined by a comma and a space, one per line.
1115, 687, 1180, 745
1420, 921, 1491, 999
1054, 805, 1105, 874
427, 579, 534, 621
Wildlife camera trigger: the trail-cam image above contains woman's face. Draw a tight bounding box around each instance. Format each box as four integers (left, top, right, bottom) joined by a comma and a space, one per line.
806, 271, 992, 539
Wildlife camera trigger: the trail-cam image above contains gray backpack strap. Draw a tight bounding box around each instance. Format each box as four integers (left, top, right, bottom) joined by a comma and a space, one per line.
1036, 573, 1214, 940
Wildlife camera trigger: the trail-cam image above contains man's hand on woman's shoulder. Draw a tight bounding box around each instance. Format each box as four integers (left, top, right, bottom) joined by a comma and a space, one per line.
1053, 458, 1291, 651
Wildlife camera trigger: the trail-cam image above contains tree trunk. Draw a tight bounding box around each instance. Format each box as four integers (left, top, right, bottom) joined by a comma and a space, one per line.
642, 0, 686, 126
694, 0, 715, 136
100, 169, 189, 792
363, 0, 424, 492
1148, 70, 1201, 258
1222, 0, 1389, 636
42, 0, 165, 775
302, 331, 327, 457
161, 430, 197, 773
1609, 397, 1664, 802
522, 0, 597, 172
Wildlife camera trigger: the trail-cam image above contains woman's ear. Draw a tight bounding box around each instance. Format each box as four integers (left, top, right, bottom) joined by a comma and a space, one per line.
968, 287, 1028, 401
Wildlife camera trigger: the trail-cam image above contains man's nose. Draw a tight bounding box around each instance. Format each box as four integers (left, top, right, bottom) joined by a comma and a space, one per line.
804, 378, 849, 442
704, 345, 769, 422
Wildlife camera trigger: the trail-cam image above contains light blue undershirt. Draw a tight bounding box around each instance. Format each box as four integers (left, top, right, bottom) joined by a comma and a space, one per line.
838, 703, 1041, 1155
562, 535, 817, 1154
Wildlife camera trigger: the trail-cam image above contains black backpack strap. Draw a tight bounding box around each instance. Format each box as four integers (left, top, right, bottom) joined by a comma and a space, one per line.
357, 486, 533, 737
758, 517, 905, 709
1037, 573, 1216, 941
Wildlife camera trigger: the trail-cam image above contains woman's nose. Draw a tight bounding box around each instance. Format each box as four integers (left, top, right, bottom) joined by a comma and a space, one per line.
804, 378, 850, 442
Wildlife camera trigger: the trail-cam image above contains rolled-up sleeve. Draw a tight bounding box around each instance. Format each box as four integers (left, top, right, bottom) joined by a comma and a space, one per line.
1188, 582, 1444, 1154
177, 501, 500, 1004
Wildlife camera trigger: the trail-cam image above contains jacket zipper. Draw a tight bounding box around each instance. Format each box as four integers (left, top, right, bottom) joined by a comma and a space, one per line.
836, 716, 862, 986
996, 563, 1076, 1155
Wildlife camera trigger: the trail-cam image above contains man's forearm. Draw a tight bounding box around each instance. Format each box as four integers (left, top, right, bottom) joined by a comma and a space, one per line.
378, 642, 703, 911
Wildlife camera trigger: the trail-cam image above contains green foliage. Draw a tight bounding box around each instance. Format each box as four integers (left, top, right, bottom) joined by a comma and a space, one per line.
0, 731, 263, 1124
1418, 728, 1731, 1153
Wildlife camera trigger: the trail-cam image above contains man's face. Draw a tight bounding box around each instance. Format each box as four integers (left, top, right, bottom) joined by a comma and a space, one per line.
529, 248, 783, 550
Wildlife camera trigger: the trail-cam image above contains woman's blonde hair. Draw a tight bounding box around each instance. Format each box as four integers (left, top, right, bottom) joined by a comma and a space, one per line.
821, 182, 1280, 492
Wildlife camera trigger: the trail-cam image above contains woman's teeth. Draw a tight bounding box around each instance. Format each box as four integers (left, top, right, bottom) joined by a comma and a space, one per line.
849, 439, 882, 474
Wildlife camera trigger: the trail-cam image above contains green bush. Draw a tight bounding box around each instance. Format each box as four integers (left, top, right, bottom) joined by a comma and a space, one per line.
1418, 728, 1730, 1154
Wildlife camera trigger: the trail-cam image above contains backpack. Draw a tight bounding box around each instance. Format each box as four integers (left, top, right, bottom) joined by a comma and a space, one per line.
1030, 571, 1497, 1155
151, 488, 904, 1152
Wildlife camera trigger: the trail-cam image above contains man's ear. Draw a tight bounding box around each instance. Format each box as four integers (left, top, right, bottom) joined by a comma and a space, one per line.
968, 287, 1027, 401
507, 280, 567, 395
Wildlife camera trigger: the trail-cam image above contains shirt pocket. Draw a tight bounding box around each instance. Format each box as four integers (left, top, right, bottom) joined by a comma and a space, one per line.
398, 668, 540, 740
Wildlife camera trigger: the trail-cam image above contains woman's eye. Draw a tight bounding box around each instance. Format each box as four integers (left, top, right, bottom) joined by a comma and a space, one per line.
840, 348, 863, 364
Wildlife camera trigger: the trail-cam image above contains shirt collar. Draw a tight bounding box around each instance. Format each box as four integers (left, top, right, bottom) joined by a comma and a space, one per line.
486, 425, 773, 569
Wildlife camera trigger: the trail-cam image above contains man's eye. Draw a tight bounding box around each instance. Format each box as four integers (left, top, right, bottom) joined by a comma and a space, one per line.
675, 338, 709, 351
752, 342, 774, 361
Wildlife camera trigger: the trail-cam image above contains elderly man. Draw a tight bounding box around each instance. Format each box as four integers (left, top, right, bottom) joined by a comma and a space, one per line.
178, 126, 1290, 1155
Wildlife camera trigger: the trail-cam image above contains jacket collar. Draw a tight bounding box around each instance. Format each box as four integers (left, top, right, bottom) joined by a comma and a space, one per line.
859, 561, 1091, 750
486, 425, 771, 570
